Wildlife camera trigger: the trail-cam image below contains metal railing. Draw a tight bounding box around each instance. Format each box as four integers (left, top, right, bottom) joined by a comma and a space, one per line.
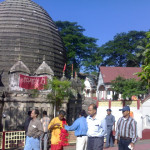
0, 130, 74, 149
0, 131, 25, 150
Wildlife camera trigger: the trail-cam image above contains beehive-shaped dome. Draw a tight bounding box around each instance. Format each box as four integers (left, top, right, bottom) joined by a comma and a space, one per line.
0, 0, 66, 87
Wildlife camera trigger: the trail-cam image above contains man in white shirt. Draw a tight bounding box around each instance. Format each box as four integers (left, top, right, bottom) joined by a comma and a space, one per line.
86, 104, 107, 150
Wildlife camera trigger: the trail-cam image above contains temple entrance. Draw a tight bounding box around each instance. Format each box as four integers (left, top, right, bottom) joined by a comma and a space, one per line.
67, 98, 82, 125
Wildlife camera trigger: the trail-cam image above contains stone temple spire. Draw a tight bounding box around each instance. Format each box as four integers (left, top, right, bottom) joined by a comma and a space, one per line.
34, 56, 54, 76
9, 59, 30, 74
0, 0, 65, 86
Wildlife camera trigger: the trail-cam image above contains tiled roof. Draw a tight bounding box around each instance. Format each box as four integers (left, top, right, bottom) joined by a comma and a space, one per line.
100, 66, 141, 83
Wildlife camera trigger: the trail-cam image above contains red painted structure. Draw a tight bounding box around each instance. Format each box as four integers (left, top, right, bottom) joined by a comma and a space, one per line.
2, 132, 5, 150
142, 129, 150, 140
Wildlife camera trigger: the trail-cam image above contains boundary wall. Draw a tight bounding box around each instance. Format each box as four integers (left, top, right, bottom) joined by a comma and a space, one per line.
97, 100, 150, 139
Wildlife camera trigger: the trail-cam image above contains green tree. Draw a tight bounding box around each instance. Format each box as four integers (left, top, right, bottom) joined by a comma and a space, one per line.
122, 79, 147, 99
137, 32, 150, 89
111, 76, 125, 95
99, 31, 147, 67
55, 21, 102, 74
111, 76, 147, 100
46, 77, 71, 117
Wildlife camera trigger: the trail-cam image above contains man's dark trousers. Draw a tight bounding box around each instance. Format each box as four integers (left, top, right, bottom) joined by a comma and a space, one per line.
118, 138, 132, 150
87, 136, 104, 150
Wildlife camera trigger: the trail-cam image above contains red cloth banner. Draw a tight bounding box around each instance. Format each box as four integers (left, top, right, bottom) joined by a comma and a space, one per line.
19, 74, 47, 90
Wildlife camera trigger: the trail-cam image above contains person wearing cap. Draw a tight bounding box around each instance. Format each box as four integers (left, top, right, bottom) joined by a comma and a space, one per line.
115, 106, 138, 150
65, 110, 88, 150
86, 104, 107, 150
105, 109, 115, 148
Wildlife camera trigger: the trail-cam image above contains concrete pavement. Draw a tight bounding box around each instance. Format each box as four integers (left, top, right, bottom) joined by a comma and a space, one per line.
63, 139, 150, 150
18, 139, 150, 150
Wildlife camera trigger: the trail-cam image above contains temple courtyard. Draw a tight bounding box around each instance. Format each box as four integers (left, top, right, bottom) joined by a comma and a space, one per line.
63, 139, 150, 150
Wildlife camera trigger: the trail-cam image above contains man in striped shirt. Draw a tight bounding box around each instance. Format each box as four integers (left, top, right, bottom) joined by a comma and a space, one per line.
115, 106, 137, 150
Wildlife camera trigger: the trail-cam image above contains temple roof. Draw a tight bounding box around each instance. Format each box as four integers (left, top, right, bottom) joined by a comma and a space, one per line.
70, 74, 82, 89
34, 61, 54, 76
0, 0, 66, 86
60, 72, 67, 81
9, 60, 30, 74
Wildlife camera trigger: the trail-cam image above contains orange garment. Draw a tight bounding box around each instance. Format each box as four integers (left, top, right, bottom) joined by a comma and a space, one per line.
130, 111, 134, 118
48, 117, 62, 145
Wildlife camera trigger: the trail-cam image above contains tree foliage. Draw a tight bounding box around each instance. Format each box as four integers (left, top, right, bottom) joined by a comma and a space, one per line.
55, 21, 148, 75
55, 21, 102, 74
99, 31, 147, 67
111, 76, 147, 100
111, 76, 126, 95
46, 78, 71, 110
137, 32, 150, 89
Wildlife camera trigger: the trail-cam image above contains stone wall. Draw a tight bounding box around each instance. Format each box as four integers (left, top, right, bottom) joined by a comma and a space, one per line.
82, 97, 97, 112
0, 92, 68, 131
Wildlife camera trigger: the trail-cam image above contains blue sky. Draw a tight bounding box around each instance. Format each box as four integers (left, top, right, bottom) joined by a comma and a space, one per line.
1, 0, 150, 46
32, 0, 150, 46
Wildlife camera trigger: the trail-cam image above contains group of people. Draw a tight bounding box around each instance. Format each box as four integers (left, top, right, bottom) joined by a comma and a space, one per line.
23, 104, 138, 150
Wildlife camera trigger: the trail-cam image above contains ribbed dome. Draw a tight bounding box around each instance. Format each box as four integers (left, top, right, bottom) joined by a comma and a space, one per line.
0, 0, 66, 86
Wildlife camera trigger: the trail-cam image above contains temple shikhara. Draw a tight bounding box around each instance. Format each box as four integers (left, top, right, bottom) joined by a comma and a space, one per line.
0, 0, 67, 131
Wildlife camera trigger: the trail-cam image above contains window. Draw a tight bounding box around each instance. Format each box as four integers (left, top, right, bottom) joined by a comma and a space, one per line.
107, 91, 110, 95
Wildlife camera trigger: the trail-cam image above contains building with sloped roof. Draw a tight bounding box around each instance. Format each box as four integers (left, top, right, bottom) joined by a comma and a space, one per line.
97, 66, 142, 100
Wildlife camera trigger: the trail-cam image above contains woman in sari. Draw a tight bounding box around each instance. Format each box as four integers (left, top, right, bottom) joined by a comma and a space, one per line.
48, 110, 68, 150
